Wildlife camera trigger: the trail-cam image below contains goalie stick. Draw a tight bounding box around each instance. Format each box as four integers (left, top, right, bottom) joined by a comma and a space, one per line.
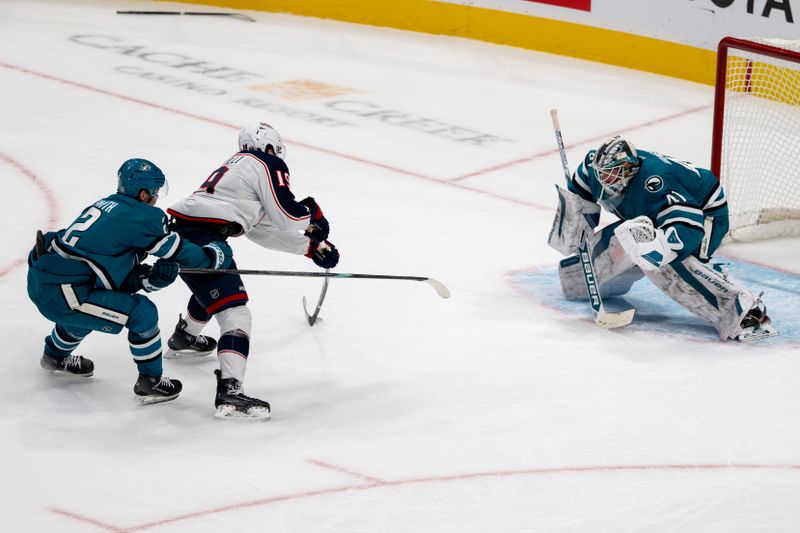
179, 268, 451, 299
549, 109, 635, 329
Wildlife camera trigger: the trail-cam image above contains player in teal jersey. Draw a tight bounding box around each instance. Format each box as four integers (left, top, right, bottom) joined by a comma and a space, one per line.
27, 159, 232, 404
548, 136, 776, 341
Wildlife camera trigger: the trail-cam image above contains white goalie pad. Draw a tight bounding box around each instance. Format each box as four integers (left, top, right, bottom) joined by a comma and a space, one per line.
548, 185, 601, 256
645, 256, 758, 340
559, 225, 644, 300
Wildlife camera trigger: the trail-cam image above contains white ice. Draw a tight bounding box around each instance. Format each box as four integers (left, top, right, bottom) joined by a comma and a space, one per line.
2, 1, 800, 531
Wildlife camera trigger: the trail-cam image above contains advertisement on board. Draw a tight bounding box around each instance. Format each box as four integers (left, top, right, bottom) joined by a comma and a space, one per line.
437, 0, 797, 50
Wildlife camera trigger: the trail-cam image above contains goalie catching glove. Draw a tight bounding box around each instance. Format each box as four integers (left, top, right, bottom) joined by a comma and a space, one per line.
614, 216, 681, 271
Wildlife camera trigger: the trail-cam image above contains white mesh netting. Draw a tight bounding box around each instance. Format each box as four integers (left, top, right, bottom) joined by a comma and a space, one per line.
720, 38, 800, 241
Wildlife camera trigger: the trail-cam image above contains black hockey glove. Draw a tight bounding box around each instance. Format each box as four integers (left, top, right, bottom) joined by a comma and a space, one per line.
202, 241, 233, 270
300, 196, 330, 242
306, 240, 339, 269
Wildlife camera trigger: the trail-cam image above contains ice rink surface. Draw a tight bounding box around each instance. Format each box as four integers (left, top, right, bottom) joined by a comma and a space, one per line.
2, 1, 800, 531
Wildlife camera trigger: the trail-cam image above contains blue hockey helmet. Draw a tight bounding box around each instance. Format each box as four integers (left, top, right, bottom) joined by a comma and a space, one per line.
117, 158, 168, 199
592, 136, 640, 203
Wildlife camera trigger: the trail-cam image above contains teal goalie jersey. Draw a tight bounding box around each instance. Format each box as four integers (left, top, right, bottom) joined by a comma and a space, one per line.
568, 149, 728, 262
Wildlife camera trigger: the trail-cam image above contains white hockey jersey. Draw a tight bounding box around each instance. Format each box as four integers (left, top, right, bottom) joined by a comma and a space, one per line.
168, 151, 313, 255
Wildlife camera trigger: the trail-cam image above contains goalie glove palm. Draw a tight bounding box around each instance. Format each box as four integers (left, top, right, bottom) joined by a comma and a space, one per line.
614, 216, 680, 271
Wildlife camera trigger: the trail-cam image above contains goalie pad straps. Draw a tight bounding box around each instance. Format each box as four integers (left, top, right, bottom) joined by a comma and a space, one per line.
547, 185, 601, 256
645, 255, 755, 340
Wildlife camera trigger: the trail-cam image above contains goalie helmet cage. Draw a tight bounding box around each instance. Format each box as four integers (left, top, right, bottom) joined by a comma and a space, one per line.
711, 37, 800, 241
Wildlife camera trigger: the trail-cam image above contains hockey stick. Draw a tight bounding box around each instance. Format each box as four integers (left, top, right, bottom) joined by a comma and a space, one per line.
302, 269, 330, 326
549, 109, 634, 329
179, 268, 451, 299
116, 11, 256, 22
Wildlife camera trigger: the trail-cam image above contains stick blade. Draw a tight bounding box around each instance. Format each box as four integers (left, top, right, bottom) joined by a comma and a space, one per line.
425, 278, 451, 298
596, 308, 635, 329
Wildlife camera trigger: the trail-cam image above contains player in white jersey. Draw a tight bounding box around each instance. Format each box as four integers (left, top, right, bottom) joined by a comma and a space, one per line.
166, 122, 339, 420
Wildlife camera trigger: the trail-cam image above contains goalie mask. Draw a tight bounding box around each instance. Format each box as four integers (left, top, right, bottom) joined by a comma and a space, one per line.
238, 122, 286, 160
592, 136, 639, 205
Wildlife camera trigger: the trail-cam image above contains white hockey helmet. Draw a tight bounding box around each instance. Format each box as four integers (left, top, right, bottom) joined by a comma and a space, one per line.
238, 122, 286, 160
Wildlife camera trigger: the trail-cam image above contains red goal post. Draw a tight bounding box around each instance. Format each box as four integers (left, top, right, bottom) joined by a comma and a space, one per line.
711, 37, 800, 241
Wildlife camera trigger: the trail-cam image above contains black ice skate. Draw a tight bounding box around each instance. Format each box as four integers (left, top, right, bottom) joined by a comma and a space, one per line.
164, 315, 217, 359
40, 353, 94, 377
214, 370, 271, 421
736, 299, 779, 342
134, 374, 183, 405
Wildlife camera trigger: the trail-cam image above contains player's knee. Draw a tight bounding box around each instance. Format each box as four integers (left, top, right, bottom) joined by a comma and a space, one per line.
214, 304, 251, 336
127, 294, 159, 337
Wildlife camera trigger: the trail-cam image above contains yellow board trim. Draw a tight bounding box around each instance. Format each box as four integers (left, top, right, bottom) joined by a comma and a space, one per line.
162, 0, 716, 85
727, 56, 800, 106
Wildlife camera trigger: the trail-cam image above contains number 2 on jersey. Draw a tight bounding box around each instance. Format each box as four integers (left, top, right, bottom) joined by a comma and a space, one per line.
62, 207, 102, 246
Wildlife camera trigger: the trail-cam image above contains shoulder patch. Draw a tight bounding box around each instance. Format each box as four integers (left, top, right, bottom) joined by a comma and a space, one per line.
645, 175, 663, 193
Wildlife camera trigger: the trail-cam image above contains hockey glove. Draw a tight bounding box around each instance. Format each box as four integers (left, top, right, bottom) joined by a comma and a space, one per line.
300, 197, 330, 242
123, 259, 179, 293
614, 216, 679, 272
306, 240, 339, 269
142, 259, 179, 292
202, 241, 233, 270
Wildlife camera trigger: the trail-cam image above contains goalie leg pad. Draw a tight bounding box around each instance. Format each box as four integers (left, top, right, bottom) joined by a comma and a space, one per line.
645, 256, 764, 340
559, 225, 644, 300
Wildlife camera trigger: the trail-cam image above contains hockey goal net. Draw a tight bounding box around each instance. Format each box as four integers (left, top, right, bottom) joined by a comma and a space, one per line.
711, 37, 800, 241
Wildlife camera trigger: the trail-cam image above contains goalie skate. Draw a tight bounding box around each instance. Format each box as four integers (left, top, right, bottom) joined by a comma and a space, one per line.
735, 300, 779, 342
213, 370, 271, 421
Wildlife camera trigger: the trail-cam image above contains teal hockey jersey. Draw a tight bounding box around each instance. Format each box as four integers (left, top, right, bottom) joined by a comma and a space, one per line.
32, 193, 209, 289
568, 149, 728, 262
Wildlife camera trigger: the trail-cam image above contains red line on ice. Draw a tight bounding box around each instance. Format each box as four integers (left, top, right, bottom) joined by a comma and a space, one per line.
47, 507, 127, 532
451, 102, 713, 182
0, 150, 59, 278
307, 458, 387, 484
48, 462, 800, 532
0, 61, 551, 211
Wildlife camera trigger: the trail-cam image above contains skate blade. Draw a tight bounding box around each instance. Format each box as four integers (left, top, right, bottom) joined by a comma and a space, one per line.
136, 393, 180, 406
214, 404, 271, 421
736, 324, 780, 342
163, 348, 214, 359
44, 368, 94, 378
